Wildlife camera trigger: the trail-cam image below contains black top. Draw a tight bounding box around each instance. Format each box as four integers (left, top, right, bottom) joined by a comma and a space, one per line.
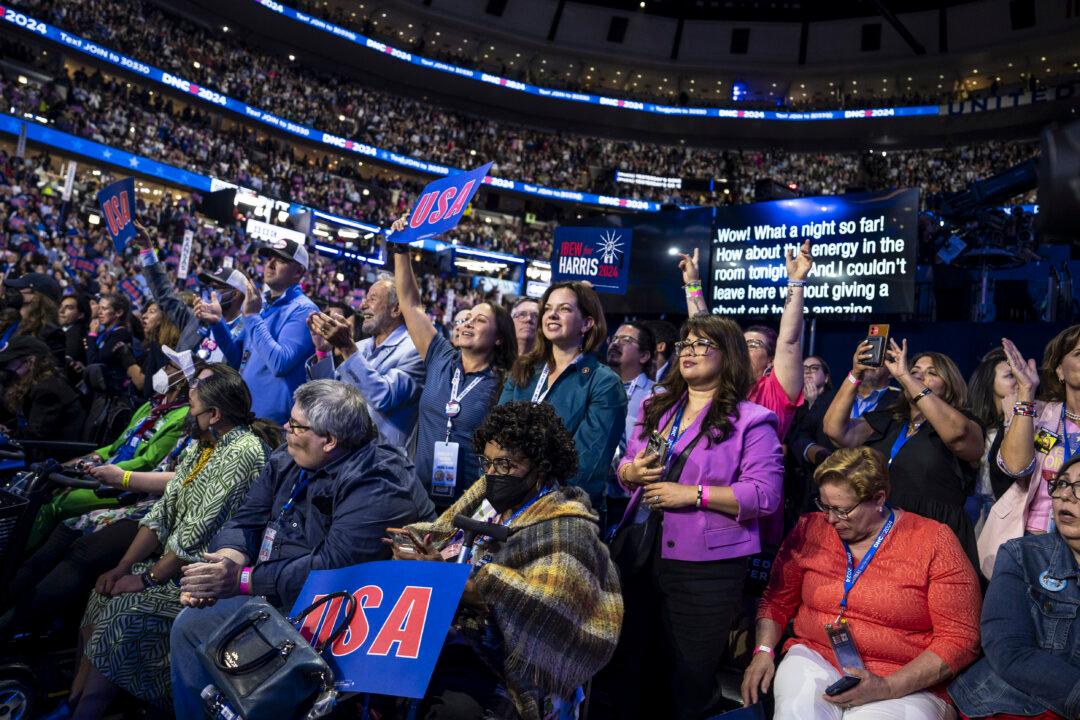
1, 375, 86, 441
864, 407, 981, 568
85, 326, 133, 396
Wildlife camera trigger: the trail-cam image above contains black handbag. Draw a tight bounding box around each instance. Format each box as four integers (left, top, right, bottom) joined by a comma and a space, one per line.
610, 431, 705, 577
199, 592, 356, 720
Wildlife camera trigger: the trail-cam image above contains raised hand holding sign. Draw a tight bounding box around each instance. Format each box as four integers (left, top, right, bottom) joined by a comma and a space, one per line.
96, 177, 136, 252
388, 163, 493, 246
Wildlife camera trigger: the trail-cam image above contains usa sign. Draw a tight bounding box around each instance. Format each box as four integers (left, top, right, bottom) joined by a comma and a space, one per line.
96, 177, 136, 252
552, 226, 633, 294
288, 560, 470, 697
389, 162, 492, 245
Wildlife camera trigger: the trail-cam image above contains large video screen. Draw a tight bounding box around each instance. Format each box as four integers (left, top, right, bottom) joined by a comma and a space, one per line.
708, 189, 918, 317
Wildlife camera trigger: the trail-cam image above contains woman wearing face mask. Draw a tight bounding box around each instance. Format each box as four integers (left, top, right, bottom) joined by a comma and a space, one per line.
824, 339, 984, 570
86, 293, 134, 397
118, 300, 183, 400
27, 354, 191, 550
0, 335, 84, 441
498, 281, 626, 520
610, 315, 784, 720
385, 232, 517, 508
38, 362, 267, 720
389, 401, 623, 720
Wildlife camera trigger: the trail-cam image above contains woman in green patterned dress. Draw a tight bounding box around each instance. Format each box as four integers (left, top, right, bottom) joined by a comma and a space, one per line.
47, 363, 269, 720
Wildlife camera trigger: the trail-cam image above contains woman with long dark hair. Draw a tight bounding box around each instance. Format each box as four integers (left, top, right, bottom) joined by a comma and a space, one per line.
0, 335, 84, 440
498, 281, 626, 515
371, 228, 517, 507
87, 292, 134, 396
610, 315, 784, 720
0, 272, 66, 366
966, 347, 1018, 531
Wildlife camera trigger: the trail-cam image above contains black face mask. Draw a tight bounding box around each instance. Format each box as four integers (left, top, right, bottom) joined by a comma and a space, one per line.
485, 468, 538, 514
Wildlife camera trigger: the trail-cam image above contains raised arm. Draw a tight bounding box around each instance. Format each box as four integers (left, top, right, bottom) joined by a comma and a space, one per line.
998, 338, 1040, 477
823, 342, 876, 448
678, 248, 709, 317
389, 216, 437, 359
772, 240, 812, 403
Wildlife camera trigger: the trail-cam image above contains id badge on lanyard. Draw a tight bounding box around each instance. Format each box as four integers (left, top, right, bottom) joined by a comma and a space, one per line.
258, 525, 278, 563
825, 619, 866, 670
432, 441, 459, 498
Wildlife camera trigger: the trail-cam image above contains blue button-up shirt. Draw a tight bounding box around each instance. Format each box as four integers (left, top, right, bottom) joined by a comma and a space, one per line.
210, 441, 435, 608
308, 323, 425, 448
211, 284, 317, 424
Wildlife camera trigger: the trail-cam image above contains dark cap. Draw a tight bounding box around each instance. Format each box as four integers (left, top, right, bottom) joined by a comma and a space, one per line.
255, 237, 309, 271
5, 273, 61, 304
197, 268, 248, 296
0, 335, 51, 365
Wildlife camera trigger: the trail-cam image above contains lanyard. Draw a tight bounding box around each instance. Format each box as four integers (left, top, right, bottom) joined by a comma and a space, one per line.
471, 484, 555, 552
839, 509, 895, 618
445, 365, 485, 441
0, 320, 19, 351
887, 422, 920, 467
1062, 405, 1078, 464
276, 469, 309, 523
531, 354, 582, 404
95, 324, 120, 349
663, 400, 691, 474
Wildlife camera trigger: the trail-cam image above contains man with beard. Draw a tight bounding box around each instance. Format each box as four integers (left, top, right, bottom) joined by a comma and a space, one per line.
605, 321, 656, 526
307, 276, 424, 447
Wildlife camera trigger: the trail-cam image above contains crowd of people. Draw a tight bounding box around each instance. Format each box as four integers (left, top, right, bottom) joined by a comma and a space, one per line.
0, 0, 1042, 209
0, 154, 1077, 720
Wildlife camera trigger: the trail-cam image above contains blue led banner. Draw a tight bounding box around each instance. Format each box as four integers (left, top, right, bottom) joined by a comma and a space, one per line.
0, 5, 660, 212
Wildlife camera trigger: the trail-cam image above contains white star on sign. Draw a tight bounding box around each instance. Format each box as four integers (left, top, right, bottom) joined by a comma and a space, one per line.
102, 150, 112, 158
128, 157, 139, 167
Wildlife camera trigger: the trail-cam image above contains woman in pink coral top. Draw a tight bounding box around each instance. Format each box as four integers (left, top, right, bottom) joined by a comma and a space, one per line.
743, 447, 982, 719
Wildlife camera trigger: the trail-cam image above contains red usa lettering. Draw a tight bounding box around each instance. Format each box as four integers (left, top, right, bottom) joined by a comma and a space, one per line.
303, 585, 434, 659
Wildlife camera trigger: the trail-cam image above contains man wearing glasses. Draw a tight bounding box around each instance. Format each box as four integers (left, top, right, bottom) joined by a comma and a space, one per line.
169, 379, 435, 718
606, 322, 657, 527
510, 297, 539, 356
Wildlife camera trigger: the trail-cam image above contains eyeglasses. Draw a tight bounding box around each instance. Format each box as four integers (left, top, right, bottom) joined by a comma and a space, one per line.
746, 339, 767, 350
814, 497, 861, 520
610, 334, 641, 346
452, 317, 472, 328
512, 311, 539, 322
478, 456, 524, 476
673, 339, 719, 357
804, 364, 824, 373
1048, 477, 1080, 501
285, 419, 313, 436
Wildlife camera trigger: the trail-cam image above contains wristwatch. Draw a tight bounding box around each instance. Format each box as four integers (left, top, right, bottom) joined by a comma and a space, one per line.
140, 569, 161, 588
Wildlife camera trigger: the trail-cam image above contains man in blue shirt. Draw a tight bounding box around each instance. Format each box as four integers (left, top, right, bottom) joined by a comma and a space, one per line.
209, 238, 317, 423
169, 379, 435, 719
307, 277, 424, 447
606, 322, 657, 526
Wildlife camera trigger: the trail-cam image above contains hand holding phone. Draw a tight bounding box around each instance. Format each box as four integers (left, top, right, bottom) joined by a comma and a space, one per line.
863, 324, 890, 367
644, 432, 669, 468
824, 675, 861, 696
385, 527, 429, 557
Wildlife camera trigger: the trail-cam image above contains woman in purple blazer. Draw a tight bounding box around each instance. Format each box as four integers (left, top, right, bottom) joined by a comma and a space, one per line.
612, 315, 784, 720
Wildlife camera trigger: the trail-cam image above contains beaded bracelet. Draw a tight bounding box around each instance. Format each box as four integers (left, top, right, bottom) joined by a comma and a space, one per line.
695, 485, 704, 508
1013, 401, 1037, 417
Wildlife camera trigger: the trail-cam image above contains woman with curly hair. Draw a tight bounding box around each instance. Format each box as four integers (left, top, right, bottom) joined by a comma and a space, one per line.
610, 315, 784, 720
390, 401, 623, 720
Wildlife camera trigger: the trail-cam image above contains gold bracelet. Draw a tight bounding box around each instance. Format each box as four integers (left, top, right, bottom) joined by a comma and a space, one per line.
121, 470, 132, 489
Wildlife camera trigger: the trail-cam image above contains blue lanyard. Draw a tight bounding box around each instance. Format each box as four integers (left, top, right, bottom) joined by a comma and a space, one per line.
888, 422, 920, 467
663, 400, 690, 473
0, 320, 19, 351
277, 469, 309, 522
95, 325, 119, 349
1062, 405, 1078, 463
839, 509, 895, 615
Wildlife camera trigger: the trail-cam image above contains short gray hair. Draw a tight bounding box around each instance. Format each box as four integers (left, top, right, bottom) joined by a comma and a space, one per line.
374, 274, 398, 309
293, 380, 374, 448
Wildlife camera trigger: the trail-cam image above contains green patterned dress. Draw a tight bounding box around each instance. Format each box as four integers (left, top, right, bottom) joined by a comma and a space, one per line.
81, 427, 267, 708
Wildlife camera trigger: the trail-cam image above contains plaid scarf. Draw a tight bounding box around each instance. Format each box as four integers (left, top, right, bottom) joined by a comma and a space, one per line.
412, 480, 624, 720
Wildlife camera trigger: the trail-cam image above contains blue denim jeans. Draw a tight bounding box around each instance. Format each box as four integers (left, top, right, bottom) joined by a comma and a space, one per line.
169, 596, 250, 719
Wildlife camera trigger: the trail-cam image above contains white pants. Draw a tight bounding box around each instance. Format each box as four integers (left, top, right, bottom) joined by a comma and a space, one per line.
772, 644, 956, 720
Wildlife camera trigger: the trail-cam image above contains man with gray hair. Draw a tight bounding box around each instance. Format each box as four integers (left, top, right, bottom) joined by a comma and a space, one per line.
168, 379, 435, 718
307, 275, 424, 448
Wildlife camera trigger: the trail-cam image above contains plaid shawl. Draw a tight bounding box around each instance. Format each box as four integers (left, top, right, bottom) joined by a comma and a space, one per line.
410, 479, 624, 720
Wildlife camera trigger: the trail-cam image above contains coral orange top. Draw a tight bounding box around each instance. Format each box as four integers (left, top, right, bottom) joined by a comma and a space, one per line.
757, 510, 982, 695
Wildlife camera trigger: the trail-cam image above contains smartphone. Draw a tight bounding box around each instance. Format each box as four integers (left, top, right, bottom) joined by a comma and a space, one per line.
644, 432, 668, 467
863, 323, 890, 367
387, 527, 426, 554
825, 675, 861, 696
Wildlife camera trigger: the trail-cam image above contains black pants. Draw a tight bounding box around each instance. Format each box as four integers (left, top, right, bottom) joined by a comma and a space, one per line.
603, 539, 746, 720
420, 644, 516, 720
0, 519, 138, 639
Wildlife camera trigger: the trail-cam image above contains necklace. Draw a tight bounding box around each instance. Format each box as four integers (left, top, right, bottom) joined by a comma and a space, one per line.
1067, 408, 1080, 424
907, 419, 925, 435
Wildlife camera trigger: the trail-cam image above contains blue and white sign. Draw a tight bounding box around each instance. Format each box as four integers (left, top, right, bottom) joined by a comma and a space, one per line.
552, 226, 633, 294
289, 560, 470, 698
390, 163, 492, 245
96, 177, 136, 252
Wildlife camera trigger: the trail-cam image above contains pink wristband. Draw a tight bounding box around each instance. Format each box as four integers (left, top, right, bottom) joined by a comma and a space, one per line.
239, 566, 253, 595
701, 485, 710, 508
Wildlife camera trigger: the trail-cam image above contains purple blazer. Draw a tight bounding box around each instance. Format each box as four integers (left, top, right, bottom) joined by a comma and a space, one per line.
619, 399, 783, 562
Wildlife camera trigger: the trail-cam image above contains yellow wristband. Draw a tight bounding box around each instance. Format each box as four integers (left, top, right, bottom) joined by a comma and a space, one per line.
121, 470, 132, 489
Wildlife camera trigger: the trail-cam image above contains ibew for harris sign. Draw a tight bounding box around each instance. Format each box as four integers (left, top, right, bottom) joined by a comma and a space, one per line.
389, 162, 493, 245
289, 560, 470, 698
551, 226, 633, 294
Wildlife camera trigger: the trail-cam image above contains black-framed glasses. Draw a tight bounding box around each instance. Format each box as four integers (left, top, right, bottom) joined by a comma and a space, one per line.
804, 364, 824, 373
674, 338, 718, 357
1048, 477, 1080, 501
285, 418, 312, 436
478, 456, 523, 476
610, 334, 641, 346
814, 497, 861, 520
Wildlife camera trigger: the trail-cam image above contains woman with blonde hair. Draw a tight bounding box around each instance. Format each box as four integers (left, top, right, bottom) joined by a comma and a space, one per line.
824, 339, 984, 569
743, 446, 982, 718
